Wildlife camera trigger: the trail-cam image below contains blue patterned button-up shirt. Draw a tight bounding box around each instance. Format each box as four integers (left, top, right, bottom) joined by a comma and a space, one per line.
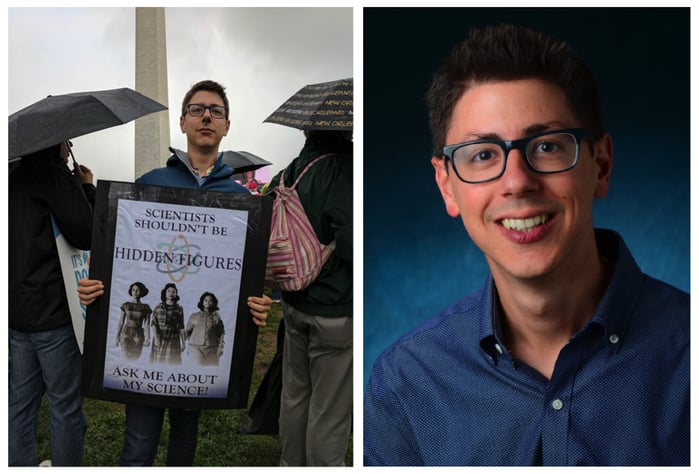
364, 229, 689, 466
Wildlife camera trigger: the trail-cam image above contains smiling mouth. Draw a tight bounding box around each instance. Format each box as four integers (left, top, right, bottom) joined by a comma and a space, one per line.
500, 214, 551, 232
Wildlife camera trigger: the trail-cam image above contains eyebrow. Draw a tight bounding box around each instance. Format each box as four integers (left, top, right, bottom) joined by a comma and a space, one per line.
458, 122, 570, 143
189, 103, 226, 108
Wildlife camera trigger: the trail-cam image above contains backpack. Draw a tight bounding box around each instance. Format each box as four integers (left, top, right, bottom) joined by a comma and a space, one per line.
264, 154, 336, 291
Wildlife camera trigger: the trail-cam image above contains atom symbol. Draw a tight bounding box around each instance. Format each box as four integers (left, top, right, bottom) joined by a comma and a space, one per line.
156, 234, 202, 282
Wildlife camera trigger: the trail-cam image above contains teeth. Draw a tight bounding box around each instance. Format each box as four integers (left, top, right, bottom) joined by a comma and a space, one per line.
501, 215, 549, 232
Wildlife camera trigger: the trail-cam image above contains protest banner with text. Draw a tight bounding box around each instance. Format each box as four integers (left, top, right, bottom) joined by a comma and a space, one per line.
82, 181, 271, 409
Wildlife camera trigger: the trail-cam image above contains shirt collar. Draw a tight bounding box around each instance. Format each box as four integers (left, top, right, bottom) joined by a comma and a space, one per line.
587, 228, 644, 352
168, 146, 224, 183
478, 229, 643, 358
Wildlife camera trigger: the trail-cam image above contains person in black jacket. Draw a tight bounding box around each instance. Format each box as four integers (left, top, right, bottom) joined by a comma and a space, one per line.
8, 141, 95, 466
265, 130, 353, 466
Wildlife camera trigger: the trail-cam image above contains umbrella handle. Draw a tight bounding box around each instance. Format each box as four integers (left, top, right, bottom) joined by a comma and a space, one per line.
67, 141, 77, 168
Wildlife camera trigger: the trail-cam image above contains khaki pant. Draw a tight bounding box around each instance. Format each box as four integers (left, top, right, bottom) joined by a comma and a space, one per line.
279, 302, 353, 466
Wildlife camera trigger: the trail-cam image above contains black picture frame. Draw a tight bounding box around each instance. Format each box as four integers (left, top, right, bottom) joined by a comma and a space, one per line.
81, 180, 272, 409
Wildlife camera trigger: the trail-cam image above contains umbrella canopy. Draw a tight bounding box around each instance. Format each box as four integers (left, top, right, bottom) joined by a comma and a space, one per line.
9, 87, 167, 159
263, 78, 352, 131
220, 150, 273, 174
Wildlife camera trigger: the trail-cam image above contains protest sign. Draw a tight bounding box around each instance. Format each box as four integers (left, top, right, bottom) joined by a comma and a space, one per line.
51, 215, 90, 353
82, 180, 272, 409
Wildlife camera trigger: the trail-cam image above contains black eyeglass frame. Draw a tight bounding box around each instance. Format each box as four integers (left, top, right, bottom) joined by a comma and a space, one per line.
184, 103, 229, 119
442, 127, 591, 184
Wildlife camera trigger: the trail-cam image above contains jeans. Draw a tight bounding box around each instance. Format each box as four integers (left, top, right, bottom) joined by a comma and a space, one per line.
120, 404, 200, 466
9, 325, 87, 466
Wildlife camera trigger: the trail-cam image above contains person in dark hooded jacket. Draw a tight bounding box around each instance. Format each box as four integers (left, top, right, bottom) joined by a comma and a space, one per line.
9, 140, 95, 466
265, 130, 353, 466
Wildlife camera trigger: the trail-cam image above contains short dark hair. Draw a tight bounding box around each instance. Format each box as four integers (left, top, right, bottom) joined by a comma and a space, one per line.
197, 292, 219, 312
129, 281, 149, 297
426, 24, 604, 157
181, 80, 229, 119
160, 283, 180, 303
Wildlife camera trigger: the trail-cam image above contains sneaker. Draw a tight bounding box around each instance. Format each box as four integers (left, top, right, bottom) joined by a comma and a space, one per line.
39, 460, 52, 467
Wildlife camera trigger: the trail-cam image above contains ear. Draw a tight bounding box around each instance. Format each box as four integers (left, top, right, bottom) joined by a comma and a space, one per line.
431, 156, 461, 218
592, 133, 613, 198
179, 115, 186, 133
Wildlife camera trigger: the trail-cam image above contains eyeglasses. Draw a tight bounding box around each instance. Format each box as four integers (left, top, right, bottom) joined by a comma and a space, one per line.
442, 128, 590, 184
185, 103, 228, 119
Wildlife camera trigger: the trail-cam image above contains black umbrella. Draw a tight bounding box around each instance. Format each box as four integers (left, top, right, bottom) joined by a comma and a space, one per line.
9, 87, 167, 159
263, 78, 352, 131
220, 150, 273, 174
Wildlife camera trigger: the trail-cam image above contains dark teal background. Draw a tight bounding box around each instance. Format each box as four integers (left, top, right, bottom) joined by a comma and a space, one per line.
363, 8, 690, 388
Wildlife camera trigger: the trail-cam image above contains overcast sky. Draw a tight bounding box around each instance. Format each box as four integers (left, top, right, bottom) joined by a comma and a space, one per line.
7, 7, 353, 183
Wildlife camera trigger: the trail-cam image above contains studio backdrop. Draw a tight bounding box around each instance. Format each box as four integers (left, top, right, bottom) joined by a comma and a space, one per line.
363, 7, 690, 387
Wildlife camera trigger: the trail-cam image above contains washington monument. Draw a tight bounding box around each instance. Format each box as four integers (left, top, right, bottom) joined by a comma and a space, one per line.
135, 7, 170, 178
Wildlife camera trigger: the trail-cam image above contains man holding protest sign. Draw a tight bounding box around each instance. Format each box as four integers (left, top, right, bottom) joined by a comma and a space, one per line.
78, 80, 272, 466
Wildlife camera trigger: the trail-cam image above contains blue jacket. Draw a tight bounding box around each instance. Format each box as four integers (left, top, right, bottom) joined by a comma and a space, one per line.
137, 148, 249, 194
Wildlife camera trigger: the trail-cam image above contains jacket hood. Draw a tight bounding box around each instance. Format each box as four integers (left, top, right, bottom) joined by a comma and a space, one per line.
166, 147, 235, 180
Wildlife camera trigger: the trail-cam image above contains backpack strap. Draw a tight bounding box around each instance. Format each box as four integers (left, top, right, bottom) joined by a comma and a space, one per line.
289, 154, 333, 190
278, 168, 289, 191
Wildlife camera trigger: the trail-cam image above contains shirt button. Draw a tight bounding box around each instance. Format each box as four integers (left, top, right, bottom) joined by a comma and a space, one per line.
551, 399, 564, 411
609, 334, 620, 344
494, 343, 503, 354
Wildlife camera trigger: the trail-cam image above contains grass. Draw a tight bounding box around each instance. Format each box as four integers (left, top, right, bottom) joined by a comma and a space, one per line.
35, 301, 353, 466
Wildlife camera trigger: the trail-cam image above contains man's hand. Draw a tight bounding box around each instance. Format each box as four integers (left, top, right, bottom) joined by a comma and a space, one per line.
78, 278, 104, 306
248, 295, 272, 327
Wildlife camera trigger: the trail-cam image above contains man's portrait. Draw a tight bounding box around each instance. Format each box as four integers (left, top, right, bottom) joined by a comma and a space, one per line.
363, 7, 689, 466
